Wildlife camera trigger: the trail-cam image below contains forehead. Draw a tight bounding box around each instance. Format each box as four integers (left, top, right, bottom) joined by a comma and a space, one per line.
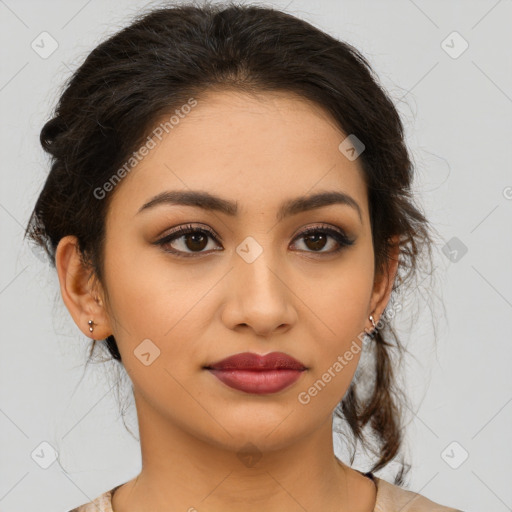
107, 89, 369, 223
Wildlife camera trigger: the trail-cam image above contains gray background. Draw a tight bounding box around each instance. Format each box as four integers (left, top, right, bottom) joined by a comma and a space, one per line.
1, 0, 511, 511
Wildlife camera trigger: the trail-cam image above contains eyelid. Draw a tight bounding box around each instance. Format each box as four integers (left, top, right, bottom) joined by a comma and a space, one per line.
154, 221, 355, 258
157, 223, 221, 242
292, 223, 353, 241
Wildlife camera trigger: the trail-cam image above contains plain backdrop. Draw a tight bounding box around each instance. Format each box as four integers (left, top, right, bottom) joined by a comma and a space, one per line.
1, 1, 511, 511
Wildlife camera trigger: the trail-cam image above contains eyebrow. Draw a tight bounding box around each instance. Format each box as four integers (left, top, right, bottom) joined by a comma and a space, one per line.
137, 189, 362, 223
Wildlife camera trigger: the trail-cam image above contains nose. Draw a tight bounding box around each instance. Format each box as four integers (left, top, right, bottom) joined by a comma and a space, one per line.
220, 246, 298, 337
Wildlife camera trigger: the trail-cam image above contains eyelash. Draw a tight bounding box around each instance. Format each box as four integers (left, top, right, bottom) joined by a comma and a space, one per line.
155, 223, 355, 258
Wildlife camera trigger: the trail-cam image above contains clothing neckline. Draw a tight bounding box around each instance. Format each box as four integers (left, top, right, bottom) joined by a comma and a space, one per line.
109, 470, 379, 511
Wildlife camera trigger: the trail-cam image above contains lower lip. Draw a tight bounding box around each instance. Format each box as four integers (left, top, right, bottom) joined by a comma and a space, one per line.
207, 369, 305, 394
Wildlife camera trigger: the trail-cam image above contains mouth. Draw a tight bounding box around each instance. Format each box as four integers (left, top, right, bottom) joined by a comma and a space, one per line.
203, 351, 307, 395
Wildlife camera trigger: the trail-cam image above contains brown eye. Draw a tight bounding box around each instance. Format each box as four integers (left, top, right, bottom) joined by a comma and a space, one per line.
155, 223, 354, 258
291, 225, 355, 254
183, 232, 209, 251
303, 232, 329, 251
156, 224, 222, 257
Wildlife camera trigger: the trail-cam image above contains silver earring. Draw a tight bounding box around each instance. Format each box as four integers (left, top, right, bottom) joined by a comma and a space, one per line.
88, 320, 94, 333
368, 314, 377, 337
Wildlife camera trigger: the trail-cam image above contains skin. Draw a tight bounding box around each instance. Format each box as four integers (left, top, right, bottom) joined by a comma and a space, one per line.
56, 90, 399, 512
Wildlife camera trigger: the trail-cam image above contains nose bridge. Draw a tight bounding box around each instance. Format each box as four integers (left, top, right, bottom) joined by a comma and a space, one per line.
226, 234, 295, 333
234, 234, 283, 297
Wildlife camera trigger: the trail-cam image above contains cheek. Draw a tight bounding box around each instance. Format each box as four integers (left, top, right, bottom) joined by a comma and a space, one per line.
102, 245, 217, 375
296, 302, 365, 418
308, 254, 374, 345
103, 240, 192, 336
102, 256, 211, 418
296, 253, 373, 408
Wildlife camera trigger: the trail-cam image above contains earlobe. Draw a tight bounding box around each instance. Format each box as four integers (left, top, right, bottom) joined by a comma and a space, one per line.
55, 235, 111, 339
368, 235, 401, 324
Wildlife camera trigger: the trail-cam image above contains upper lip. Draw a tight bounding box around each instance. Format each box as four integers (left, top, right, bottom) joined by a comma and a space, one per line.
204, 351, 307, 371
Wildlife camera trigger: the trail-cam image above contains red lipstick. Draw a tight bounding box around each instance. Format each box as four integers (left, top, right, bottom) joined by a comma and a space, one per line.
204, 351, 307, 394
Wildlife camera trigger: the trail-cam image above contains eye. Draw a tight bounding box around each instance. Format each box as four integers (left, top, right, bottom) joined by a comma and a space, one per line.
291, 224, 355, 254
155, 224, 222, 258
154, 223, 355, 258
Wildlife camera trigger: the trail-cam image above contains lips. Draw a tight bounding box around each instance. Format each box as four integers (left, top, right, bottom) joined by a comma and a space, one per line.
204, 351, 307, 394
206, 351, 307, 371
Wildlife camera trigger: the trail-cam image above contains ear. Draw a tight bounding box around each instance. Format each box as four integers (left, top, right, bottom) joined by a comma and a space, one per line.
368, 234, 400, 326
55, 235, 112, 340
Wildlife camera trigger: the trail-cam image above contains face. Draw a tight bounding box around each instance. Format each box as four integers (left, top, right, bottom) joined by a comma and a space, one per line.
86, 90, 388, 453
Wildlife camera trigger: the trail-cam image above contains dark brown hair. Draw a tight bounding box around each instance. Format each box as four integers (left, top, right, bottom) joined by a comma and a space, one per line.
25, 0, 438, 485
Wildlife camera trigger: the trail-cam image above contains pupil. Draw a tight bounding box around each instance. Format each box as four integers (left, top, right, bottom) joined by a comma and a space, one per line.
187, 233, 207, 251
306, 233, 326, 251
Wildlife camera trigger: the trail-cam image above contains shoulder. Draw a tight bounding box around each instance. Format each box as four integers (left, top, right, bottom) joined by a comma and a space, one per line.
374, 476, 463, 512
67, 485, 119, 512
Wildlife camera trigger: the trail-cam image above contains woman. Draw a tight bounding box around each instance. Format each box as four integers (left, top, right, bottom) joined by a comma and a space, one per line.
25, 2, 462, 511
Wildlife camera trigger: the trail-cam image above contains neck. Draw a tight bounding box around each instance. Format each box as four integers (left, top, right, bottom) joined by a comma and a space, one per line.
112, 391, 376, 512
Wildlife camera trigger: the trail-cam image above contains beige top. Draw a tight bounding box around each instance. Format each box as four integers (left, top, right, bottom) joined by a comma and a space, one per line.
68, 474, 463, 511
